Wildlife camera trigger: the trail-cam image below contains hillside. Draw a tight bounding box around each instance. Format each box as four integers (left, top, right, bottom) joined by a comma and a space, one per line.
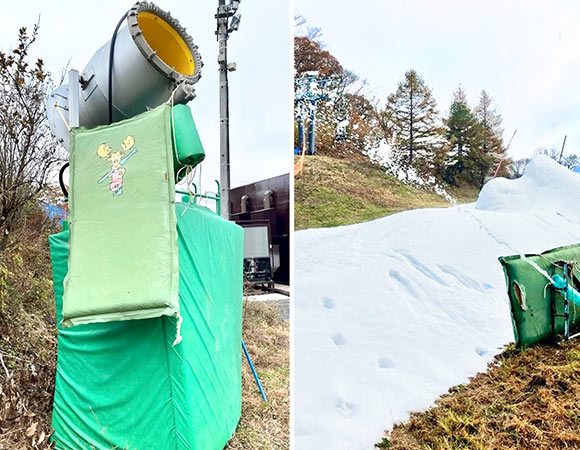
294, 156, 580, 450
294, 155, 479, 230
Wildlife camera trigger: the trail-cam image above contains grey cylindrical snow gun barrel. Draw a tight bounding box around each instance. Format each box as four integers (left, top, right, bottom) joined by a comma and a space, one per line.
47, 1, 202, 148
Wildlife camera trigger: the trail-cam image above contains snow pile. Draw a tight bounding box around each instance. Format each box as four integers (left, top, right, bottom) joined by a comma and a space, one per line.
295, 155, 580, 450
476, 155, 580, 222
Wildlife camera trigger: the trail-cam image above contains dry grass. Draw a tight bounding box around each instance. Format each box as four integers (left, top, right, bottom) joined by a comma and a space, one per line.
0, 210, 59, 450
295, 155, 479, 230
381, 341, 580, 450
226, 300, 290, 450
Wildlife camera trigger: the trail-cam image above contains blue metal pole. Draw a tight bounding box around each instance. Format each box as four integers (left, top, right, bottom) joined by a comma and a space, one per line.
241, 339, 267, 402
551, 273, 580, 307
297, 114, 304, 154
308, 100, 315, 155
564, 264, 570, 340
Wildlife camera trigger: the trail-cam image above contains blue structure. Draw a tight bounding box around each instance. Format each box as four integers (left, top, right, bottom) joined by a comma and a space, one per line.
294, 74, 330, 155
41, 202, 66, 223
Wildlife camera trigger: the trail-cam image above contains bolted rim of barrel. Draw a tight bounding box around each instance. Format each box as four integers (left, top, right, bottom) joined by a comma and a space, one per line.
126, 1, 203, 85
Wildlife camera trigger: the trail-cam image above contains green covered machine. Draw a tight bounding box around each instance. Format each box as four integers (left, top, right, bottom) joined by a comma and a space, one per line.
63, 103, 205, 328
50, 203, 244, 450
500, 243, 580, 348
49, 102, 244, 449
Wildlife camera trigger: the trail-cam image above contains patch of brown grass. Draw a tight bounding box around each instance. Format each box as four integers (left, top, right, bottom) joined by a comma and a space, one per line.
381, 341, 580, 450
226, 300, 290, 450
295, 155, 479, 230
0, 209, 59, 450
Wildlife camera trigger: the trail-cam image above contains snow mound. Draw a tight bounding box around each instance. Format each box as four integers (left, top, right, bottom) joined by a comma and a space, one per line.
476, 155, 580, 222
295, 155, 580, 450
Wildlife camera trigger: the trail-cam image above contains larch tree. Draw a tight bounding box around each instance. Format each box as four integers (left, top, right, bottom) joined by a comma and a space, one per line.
384, 69, 442, 176
472, 90, 505, 186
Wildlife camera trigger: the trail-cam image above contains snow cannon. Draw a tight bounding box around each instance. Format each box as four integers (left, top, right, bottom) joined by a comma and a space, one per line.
500, 245, 580, 348
48, 104, 244, 448
47, 1, 202, 148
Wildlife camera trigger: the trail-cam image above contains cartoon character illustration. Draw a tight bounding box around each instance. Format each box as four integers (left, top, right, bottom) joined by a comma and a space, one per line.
97, 135, 138, 197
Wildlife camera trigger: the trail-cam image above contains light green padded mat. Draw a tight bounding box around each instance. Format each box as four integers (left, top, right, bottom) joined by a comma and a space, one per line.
64, 104, 178, 327
49, 203, 244, 450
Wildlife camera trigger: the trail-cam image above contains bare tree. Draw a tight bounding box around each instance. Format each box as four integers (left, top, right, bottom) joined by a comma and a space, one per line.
0, 23, 63, 250
540, 147, 580, 169
307, 26, 324, 45
510, 157, 531, 178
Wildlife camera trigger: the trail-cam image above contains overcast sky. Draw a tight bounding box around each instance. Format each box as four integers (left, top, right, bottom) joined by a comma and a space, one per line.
296, 0, 580, 160
0, 0, 291, 190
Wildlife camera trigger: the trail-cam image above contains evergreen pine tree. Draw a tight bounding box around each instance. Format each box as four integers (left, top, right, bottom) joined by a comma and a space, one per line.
445, 86, 478, 184
384, 70, 441, 176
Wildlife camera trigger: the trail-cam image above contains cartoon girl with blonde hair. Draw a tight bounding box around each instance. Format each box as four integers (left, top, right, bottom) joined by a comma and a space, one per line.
97, 136, 138, 197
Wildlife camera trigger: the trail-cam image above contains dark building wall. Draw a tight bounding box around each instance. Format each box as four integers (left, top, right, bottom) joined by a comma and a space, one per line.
229, 173, 290, 285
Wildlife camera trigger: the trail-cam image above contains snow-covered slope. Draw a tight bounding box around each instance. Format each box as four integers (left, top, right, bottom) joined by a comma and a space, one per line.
294, 155, 580, 450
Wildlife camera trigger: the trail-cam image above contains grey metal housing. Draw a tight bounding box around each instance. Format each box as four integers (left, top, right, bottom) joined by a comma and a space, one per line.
47, 1, 202, 148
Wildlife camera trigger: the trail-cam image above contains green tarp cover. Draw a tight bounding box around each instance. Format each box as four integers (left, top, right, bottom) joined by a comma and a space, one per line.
172, 104, 205, 179
500, 243, 580, 348
64, 104, 178, 327
49, 203, 244, 450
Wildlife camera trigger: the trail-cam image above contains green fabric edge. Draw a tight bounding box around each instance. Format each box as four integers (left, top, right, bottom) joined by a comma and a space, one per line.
61, 306, 178, 328
498, 257, 521, 346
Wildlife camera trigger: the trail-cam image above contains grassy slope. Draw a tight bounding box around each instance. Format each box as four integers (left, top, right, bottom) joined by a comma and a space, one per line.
295, 155, 480, 230
382, 341, 580, 450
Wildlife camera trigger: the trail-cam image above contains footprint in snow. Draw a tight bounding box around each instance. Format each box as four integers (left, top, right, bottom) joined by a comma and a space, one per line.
377, 356, 395, 369
321, 296, 336, 309
475, 346, 487, 357
388, 269, 419, 297
437, 264, 483, 292
335, 397, 356, 414
331, 333, 347, 347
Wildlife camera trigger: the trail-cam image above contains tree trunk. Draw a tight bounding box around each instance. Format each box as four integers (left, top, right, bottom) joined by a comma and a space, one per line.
409, 87, 414, 167
0, 226, 9, 252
